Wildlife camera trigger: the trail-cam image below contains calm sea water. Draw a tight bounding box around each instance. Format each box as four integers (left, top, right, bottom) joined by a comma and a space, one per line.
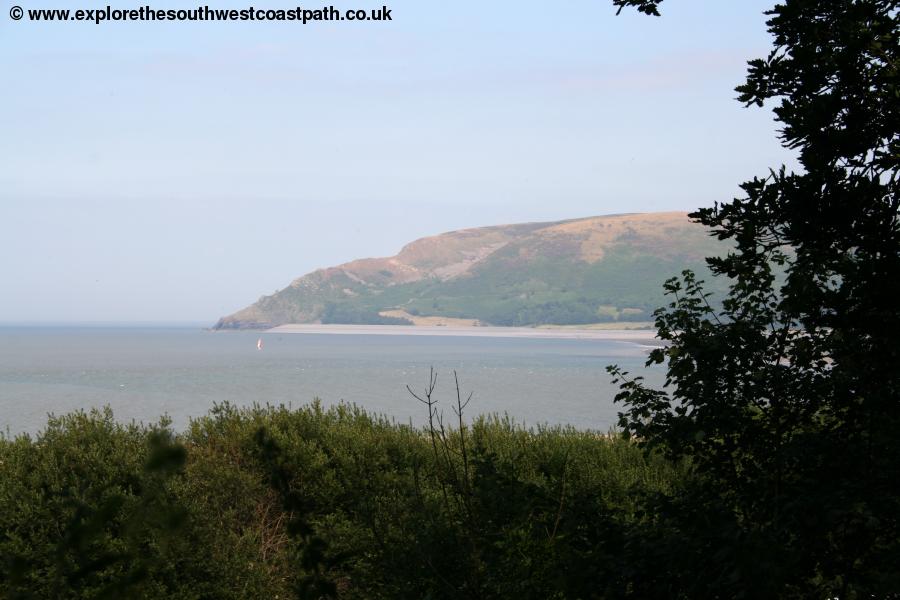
0, 327, 664, 436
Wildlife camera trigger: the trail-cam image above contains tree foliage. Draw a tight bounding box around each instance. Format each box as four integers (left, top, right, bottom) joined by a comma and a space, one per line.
610, 0, 900, 596
0, 402, 684, 599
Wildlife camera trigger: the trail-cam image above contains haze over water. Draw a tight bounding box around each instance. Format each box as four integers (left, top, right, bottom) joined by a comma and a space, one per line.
0, 327, 662, 435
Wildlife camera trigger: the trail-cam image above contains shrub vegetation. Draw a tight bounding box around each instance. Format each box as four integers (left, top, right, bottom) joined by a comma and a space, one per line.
0, 395, 684, 599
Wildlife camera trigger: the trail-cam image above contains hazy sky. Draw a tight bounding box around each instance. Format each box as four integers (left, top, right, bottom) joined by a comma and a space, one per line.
1, 0, 795, 323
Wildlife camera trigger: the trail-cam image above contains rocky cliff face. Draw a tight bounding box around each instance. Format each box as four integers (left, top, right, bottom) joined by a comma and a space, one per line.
214, 212, 722, 329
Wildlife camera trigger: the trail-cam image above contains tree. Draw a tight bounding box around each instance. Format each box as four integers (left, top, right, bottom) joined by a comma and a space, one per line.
609, 1, 900, 596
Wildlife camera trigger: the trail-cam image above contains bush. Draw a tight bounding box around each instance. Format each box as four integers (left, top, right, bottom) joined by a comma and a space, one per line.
0, 397, 682, 599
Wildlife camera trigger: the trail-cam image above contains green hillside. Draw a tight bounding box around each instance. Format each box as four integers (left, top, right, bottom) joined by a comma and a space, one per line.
214, 212, 726, 329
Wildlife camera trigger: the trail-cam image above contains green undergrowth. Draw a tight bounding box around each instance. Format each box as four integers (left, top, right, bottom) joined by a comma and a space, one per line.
0, 399, 684, 599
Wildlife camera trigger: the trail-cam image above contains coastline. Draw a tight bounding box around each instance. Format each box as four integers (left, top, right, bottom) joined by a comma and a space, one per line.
265, 323, 662, 344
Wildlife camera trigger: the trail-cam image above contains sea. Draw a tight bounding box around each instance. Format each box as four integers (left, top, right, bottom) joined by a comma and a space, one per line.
0, 326, 665, 436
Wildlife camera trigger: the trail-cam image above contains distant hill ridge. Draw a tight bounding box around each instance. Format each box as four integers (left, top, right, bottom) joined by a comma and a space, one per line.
214, 212, 723, 330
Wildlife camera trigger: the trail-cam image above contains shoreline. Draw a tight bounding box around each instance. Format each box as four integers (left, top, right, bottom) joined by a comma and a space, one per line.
265, 323, 662, 344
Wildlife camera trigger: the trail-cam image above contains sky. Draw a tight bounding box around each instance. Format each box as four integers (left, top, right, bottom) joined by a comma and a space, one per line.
0, 0, 796, 323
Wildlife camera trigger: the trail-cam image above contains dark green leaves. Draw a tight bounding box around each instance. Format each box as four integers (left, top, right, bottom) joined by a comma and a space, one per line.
612, 0, 664, 16
610, 0, 900, 596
